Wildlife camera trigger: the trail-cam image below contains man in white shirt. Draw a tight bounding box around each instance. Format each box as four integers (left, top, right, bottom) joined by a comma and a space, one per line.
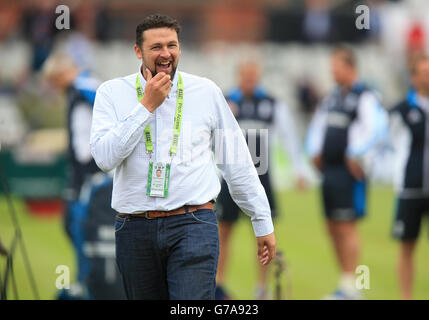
90, 14, 276, 300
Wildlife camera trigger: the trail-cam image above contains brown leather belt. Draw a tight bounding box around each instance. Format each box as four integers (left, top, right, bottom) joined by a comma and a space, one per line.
119, 201, 213, 219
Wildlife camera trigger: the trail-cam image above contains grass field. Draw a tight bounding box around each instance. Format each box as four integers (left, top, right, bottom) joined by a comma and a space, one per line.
1, 186, 429, 300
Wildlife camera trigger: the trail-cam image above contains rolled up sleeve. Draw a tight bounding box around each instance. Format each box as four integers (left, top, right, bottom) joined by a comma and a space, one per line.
90, 81, 154, 172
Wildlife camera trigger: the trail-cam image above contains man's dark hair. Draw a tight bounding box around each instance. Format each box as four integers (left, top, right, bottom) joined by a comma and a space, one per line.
136, 14, 181, 47
332, 45, 356, 68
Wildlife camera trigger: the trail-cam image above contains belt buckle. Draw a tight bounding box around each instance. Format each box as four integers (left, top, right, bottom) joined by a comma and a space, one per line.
144, 211, 154, 219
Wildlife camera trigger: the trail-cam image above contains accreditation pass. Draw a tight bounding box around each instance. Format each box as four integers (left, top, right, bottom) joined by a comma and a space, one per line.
147, 162, 170, 198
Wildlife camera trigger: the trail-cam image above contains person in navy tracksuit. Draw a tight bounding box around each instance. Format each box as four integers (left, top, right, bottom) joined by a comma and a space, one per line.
307, 46, 387, 300
216, 61, 307, 300
43, 53, 125, 299
389, 54, 429, 300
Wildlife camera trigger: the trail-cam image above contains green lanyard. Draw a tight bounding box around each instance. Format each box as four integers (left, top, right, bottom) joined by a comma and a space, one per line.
135, 72, 184, 158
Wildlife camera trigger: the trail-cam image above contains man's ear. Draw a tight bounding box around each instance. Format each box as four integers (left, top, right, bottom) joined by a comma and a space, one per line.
134, 44, 143, 60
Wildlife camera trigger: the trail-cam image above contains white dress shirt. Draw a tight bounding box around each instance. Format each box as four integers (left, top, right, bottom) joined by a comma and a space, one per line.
90, 68, 274, 237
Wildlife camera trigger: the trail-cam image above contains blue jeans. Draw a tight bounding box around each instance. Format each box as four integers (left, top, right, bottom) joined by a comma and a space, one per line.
114, 209, 219, 300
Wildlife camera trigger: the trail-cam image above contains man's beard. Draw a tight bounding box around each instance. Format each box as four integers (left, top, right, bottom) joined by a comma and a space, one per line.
142, 61, 177, 80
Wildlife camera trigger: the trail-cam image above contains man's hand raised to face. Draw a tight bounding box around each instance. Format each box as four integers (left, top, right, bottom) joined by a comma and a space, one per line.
141, 68, 172, 113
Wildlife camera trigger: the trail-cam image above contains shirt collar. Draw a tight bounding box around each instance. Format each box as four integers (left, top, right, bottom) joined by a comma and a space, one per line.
138, 63, 179, 94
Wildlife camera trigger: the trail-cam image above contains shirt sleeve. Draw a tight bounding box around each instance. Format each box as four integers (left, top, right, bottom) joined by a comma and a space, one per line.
90, 81, 155, 172
71, 102, 93, 164
306, 99, 328, 158
211, 84, 274, 237
346, 91, 388, 159
273, 101, 305, 175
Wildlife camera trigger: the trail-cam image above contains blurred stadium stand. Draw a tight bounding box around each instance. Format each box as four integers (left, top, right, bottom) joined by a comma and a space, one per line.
0, 0, 428, 200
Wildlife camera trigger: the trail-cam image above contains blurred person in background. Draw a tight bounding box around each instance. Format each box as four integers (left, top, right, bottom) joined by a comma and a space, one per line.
22, 0, 59, 72
307, 46, 388, 300
296, 78, 321, 128
216, 61, 307, 300
43, 52, 125, 299
302, 0, 332, 43
389, 53, 429, 300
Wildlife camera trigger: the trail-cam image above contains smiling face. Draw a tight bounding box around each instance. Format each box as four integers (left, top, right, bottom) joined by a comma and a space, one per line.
134, 27, 181, 80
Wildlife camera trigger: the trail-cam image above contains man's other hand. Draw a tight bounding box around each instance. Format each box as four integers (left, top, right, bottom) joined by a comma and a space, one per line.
312, 154, 323, 171
256, 232, 276, 266
345, 157, 365, 181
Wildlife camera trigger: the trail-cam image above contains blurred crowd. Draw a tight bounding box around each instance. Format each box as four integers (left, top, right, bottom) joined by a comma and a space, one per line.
0, 0, 428, 179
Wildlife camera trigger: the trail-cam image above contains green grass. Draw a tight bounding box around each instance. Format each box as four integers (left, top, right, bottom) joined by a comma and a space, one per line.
0, 198, 75, 300
1, 186, 428, 300
224, 186, 429, 300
